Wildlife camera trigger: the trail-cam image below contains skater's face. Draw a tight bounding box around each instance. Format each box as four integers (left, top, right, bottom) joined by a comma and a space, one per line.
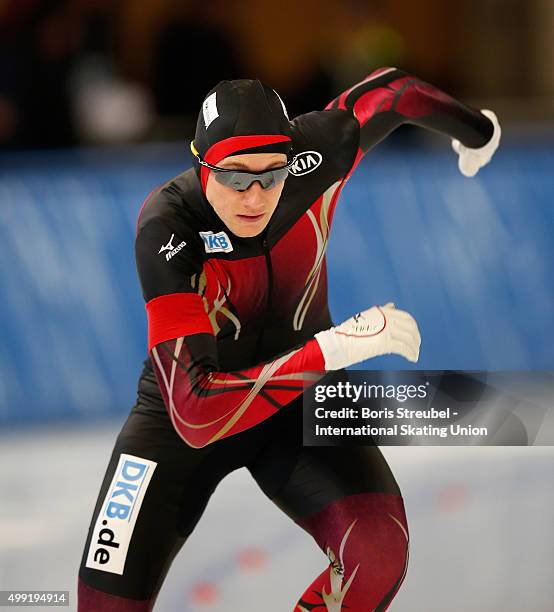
205, 153, 288, 238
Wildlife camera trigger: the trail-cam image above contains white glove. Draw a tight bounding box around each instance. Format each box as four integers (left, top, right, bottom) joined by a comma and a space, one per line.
451, 109, 501, 177
315, 303, 421, 370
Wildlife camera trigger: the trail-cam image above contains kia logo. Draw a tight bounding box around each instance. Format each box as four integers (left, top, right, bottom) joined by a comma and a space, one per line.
289, 151, 323, 176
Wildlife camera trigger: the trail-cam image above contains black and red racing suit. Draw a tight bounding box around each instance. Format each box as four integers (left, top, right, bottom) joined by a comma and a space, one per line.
78, 67, 494, 611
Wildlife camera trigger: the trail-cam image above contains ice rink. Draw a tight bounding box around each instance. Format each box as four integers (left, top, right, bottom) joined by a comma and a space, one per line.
1, 422, 553, 612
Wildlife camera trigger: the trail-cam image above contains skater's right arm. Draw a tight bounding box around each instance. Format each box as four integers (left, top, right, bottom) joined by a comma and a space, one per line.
136, 214, 327, 448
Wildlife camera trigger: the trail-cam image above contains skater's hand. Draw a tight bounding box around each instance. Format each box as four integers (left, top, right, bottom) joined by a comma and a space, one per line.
452, 109, 501, 177
315, 303, 421, 370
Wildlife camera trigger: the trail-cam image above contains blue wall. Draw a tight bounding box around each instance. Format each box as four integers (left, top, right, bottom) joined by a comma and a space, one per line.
0, 143, 552, 424
328, 144, 554, 371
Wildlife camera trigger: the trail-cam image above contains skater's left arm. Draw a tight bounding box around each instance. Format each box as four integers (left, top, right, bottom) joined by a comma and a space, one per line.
326, 67, 500, 177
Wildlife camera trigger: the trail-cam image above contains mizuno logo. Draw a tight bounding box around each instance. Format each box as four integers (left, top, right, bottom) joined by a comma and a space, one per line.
159, 234, 186, 261
199, 231, 233, 254
158, 234, 175, 253
289, 151, 323, 176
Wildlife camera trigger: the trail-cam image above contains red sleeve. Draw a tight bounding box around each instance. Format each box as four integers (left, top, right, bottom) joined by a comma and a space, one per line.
326, 67, 494, 174
150, 335, 325, 449
146, 293, 213, 351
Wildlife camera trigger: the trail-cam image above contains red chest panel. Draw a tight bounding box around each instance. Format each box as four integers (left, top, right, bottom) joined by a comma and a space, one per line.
199, 186, 341, 334
200, 256, 267, 333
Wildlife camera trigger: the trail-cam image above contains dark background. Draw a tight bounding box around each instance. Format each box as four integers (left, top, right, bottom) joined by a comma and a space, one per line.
1, 0, 553, 150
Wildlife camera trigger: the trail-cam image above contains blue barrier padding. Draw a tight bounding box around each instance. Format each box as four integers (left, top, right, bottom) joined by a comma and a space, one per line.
0, 142, 552, 424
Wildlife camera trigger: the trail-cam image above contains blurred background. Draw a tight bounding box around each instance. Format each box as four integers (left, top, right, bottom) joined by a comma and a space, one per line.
1, 0, 554, 149
0, 0, 553, 611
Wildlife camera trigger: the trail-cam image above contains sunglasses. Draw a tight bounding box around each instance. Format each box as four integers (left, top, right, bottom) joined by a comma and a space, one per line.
191, 141, 297, 192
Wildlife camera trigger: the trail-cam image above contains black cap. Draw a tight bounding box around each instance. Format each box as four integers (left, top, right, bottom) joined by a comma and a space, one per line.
192, 79, 292, 191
